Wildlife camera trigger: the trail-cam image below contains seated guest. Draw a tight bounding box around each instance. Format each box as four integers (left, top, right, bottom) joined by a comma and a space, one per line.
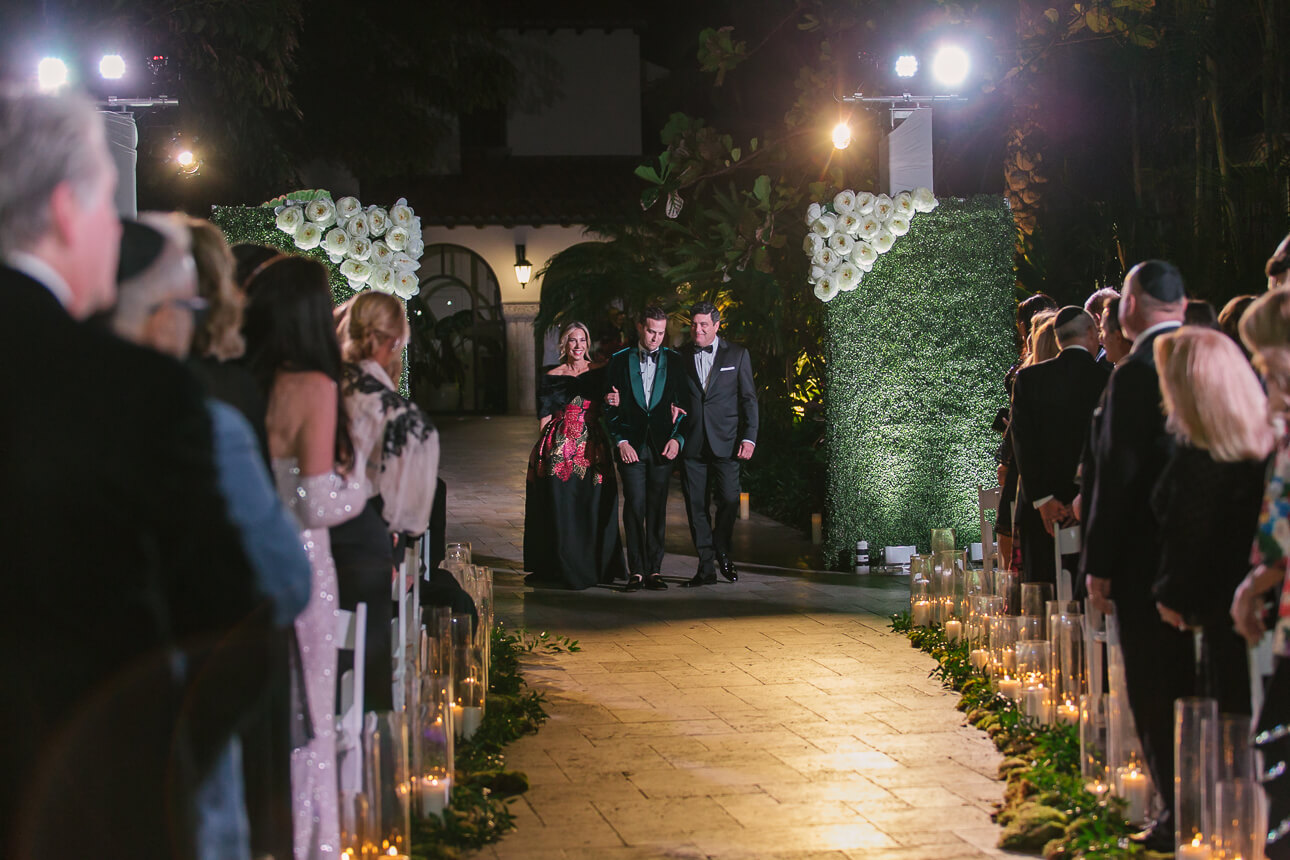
1184, 298, 1220, 328
1009, 307, 1109, 584
1219, 295, 1257, 357
1151, 327, 1270, 715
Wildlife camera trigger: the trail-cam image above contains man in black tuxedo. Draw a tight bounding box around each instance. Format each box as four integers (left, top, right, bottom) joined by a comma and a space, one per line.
1081, 260, 1191, 851
677, 301, 759, 586
0, 86, 261, 860
1009, 306, 1109, 584
604, 306, 686, 591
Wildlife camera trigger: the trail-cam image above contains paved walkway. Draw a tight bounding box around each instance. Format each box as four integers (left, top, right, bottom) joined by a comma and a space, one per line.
436, 415, 1016, 860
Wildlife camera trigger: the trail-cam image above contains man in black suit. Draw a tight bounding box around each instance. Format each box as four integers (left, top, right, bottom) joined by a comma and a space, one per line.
677, 301, 759, 586
604, 306, 686, 591
1009, 306, 1109, 584
0, 86, 261, 860
1081, 260, 1191, 851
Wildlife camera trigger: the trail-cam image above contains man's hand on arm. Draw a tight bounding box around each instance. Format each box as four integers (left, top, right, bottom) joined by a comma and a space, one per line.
618, 440, 638, 464
662, 439, 679, 460
605, 385, 620, 408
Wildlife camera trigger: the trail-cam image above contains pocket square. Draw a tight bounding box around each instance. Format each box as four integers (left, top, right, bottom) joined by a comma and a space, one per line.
719, 366, 735, 371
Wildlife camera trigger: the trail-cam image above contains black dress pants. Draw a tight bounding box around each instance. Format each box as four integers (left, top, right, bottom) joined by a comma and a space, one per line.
617, 445, 673, 576
680, 453, 740, 573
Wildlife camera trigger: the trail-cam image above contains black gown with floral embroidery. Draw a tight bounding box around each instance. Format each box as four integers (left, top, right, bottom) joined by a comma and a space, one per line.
523, 366, 626, 588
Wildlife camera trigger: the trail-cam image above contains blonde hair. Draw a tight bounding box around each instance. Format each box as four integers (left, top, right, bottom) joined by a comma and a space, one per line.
184, 216, 244, 361
558, 321, 591, 363
337, 291, 409, 382
1155, 327, 1274, 462
1026, 311, 1059, 365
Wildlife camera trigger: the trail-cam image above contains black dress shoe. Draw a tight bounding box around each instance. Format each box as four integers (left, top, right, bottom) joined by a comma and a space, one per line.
644, 574, 668, 591
717, 555, 738, 582
625, 575, 644, 592
681, 570, 718, 588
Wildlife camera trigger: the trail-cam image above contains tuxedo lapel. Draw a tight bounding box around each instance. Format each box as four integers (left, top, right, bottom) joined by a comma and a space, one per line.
648, 349, 667, 411
627, 349, 648, 410
684, 343, 703, 389
707, 341, 732, 394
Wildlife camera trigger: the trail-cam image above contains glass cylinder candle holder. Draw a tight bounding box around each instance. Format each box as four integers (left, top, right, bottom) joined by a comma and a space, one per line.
1051, 609, 1086, 705
1105, 614, 1151, 815
1022, 683, 1053, 725
1015, 639, 1051, 689
1021, 582, 1055, 629
910, 579, 932, 627
1216, 714, 1260, 860
445, 541, 472, 564
930, 528, 956, 554
1175, 697, 1219, 855
991, 569, 1020, 615
989, 615, 1021, 678
338, 790, 370, 859
414, 622, 454, 819
1017, 615, 1044, 642
450, 613, 485, 739
362, 711, 411, 859
1116, 755, 1156, 826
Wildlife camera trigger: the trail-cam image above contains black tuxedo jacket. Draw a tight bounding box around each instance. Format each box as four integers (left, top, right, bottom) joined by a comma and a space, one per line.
0, 266, 260, 858
1079, 323, 1181, 608
678, 338, 759, 460
1009, 348, 1110, 507
604, 346, 685, 458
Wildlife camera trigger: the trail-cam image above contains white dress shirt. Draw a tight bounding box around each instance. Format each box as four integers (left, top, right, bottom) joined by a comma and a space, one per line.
694, 335, 718, 389
639, 347, 658, 404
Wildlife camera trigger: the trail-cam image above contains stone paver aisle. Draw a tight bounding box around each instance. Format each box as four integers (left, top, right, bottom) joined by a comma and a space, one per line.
436, 415, 1018, 860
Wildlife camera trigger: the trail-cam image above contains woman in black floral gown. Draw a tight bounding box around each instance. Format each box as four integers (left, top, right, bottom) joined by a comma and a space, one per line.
524, 322, 627, 589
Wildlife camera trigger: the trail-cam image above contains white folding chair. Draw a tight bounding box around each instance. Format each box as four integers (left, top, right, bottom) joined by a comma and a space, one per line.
1053, 525, 1081, 603
391, 539, 421, 712
978, 484, 1002, 577
336, 602, 368, 794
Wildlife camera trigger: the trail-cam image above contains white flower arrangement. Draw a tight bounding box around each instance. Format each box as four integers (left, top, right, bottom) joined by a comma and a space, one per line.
803, 186, 938, 302
271, 190, 423, 296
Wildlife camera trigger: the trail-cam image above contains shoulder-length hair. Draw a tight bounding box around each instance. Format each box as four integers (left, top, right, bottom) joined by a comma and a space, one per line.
242, 255, 353, 468
1155, 327, 1274, 463
1024, 311, 1059, 366
185, 216, 245, 361
557, 321, 591, 363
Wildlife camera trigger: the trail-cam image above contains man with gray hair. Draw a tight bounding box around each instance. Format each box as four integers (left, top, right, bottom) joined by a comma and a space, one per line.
0, 86, 258, 860
1008, 305, 1109, 585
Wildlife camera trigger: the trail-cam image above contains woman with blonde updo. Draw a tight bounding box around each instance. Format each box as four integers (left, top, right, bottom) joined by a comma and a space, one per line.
333, 290, 440, 711
523, 321, 626, 589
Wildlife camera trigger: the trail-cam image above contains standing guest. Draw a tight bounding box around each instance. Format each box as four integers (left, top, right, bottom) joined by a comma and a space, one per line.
1084, 286, 1120, 365
1221, 294, 1258, 357
603, 306, 686, 592
244, 256, 370, 860
1081, 260, 1190, 852
1151, 327, 1269, 716
1184, 298, 1220, 328
677, 301, 759, 587
334, 291, 440, 709
0, 86, 260, 860
1074, 298, 1133, 524
523, 321, 626, 588
1268, 233, 1290, 291
1008, 307, 1109, 585
1028, 311, 1060, 364
1098, 298, 1133, 366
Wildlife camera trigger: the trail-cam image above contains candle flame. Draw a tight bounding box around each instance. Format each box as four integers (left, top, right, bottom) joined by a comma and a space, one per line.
1191, 835, 1203, 848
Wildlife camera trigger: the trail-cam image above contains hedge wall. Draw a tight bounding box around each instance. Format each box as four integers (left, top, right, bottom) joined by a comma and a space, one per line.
824, 195, 1016, 565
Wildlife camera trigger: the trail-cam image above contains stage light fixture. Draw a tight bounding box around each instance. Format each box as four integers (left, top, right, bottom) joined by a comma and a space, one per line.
99, 54, 126, 80
894, 54, 919, 78
37, 57, 69, 92
931, 45, 970, 88
832, 121, 852, 150
176, 150, 194, 168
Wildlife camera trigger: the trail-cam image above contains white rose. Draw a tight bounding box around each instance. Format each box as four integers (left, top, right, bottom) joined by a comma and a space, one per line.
809, 264, 826, 283
803, 234, 824, 255
348, 237, 372, 261
275, 205, 304, 236
336, 196, 362, 221
340, 259, 372, 283
406, 236, 424, 259
323, 227, 350, 257
833, 189, 857, 214
893, 191, 915, 217
829, 232, 854, 256
810, 213, 837, 239
306, 197, 336, 228
345, 213, 370, 239
370, 240, 393, 265
293, 222, 322, 250
812, 246, 839, 271
838, 212, 861, 236
391, 252, 419, 274
393, 272, 421, 299
857, 217, 881, 240
366, 206, 390, 237
835, 263, 862, 291
850, 241, 878, 271
369, 265, 396, 293
389, 199, 415, 228
873, 194, 895, 221
806, 202, 822, 225
872, 228, 895, 253
912, 187, 938, 213
813, 275, 839, 302
855, 192, 875, 215
385, 225, 410, 252
888, 215, 912, 237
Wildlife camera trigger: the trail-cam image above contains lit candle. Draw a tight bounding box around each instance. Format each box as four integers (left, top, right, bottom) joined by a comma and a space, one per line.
997, 676, 1022, 700
739, 492, 750, 520
450, 703, 463, 733
811, 513, 823, 545
1023, 685, 1051, 723
970, 648, 990, 670
944, 619, 962, 642
1177, 835, 1212, 860
912, 600, 932, 627
1001, 647, 1016, 673
1116, 766, 1152, 824
418, 775, 451, 817
1056, 702, 1079, 725
460, 705, 483, 739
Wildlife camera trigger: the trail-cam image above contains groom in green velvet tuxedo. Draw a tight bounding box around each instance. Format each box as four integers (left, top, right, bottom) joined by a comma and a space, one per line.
604, 306, 686, 591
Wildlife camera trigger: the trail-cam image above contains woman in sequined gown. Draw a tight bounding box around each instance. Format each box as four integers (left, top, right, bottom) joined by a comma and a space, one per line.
244, 257, 368, 860
523, 321, 626, 589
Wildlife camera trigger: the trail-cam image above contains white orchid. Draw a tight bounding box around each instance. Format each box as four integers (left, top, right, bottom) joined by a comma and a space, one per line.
385, 225, 410, 252
323, 227, 350, 258
275, 205, 304, 236
293, 222, 322, 250
851, 241, 878, 271
912, 187, 938, 213
393, 272, 421, 299
829, 232, 854, 256
835, 262, 862, 291
345, 213, 370, 239
888, 215, 912, 237
855, 191, 875, 215
369, 265, 397, 293
893, 191, 915, 217
340, 259, 372, 284
389, 199, 415, 229
872, 228, 895, 253
810, 213, 837, 239
336, 196, 362, 222
873, 194, 895, 222
370, 240, 394, 266
349, 237, 372, 261
806, 202, 823, 224
813, 275, 840, 302
833, 189, 857, 214
306, 197, 336, 227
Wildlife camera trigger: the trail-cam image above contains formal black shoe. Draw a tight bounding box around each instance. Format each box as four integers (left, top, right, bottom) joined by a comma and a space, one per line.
625, 574, 644, 592
682, 570, 718, 588
1128, 817, 1174, 853
717, 555, 738, 582
644, 574, 669, 591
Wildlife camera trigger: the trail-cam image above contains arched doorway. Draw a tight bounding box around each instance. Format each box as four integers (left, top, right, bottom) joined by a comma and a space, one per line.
408, 244, 507, 413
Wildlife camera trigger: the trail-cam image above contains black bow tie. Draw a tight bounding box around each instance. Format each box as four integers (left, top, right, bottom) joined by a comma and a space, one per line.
641, 349, 659, 362
697, 344, 714, 354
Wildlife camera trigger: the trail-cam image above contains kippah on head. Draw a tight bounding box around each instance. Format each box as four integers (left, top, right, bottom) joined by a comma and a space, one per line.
1054, 305, 1087, 329
1134, 259, 1186, 303
116, 219, 166, 283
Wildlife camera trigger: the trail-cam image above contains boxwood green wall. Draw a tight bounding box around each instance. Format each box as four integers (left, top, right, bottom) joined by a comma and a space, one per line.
824, 195, 1016, 564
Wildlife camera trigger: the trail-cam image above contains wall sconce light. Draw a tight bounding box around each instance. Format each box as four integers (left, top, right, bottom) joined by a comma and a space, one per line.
514, 244, 533, 288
